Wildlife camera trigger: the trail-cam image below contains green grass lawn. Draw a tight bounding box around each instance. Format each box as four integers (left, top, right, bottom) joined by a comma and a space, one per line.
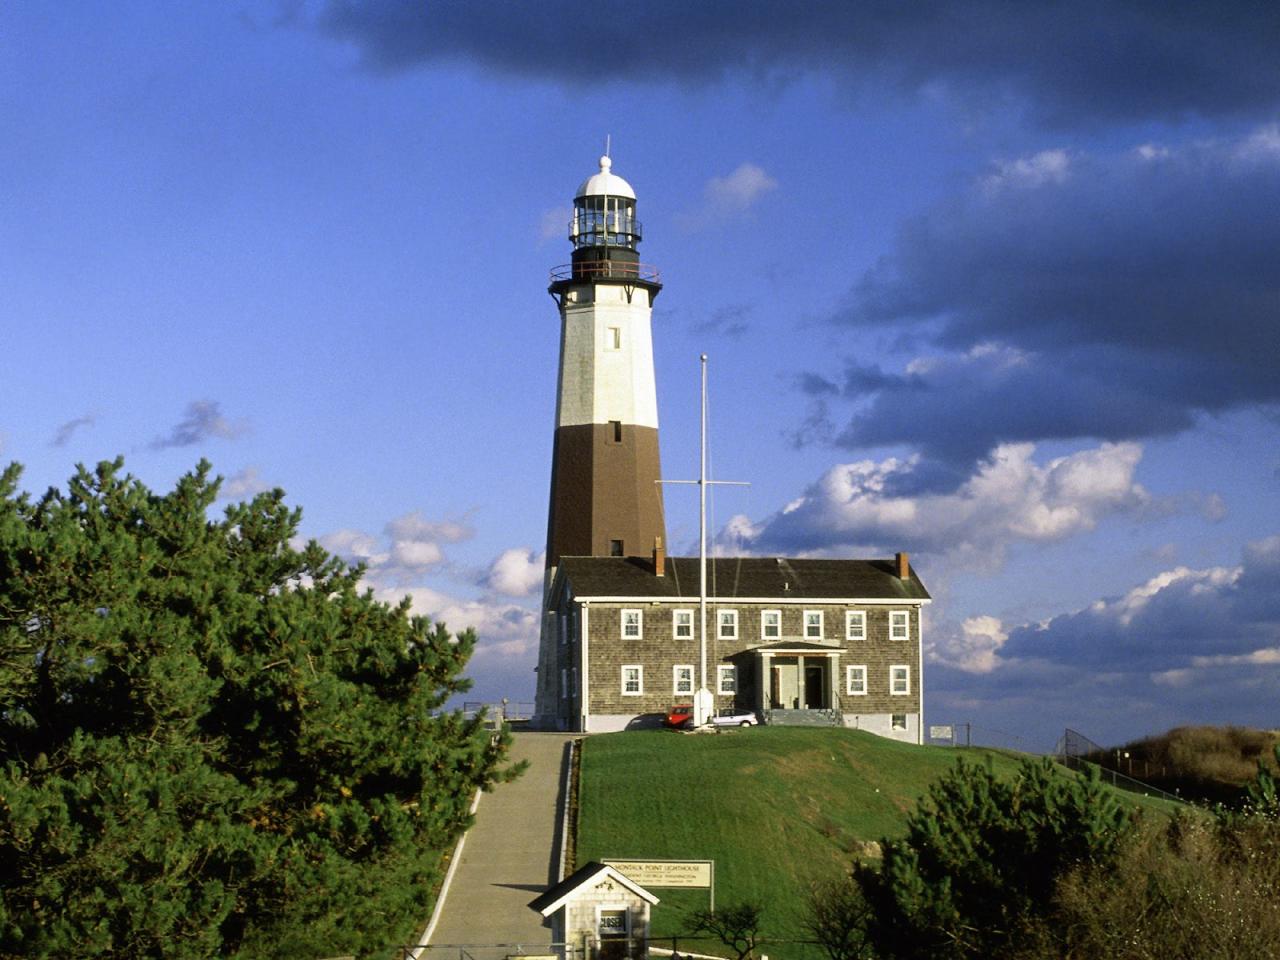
576, 727, 1177, 954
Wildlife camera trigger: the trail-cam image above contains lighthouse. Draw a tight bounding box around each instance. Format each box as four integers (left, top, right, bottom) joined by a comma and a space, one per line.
530, 155, 931, 739
533, 154, 668, 723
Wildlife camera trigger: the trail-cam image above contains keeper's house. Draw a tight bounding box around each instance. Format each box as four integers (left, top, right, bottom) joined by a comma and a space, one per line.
543, 548, 930, 741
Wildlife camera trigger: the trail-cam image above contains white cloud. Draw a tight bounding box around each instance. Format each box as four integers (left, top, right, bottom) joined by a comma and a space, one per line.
1233, 123, 1280, 163
539, 205, 573, 244
730, 441, 1150, 565
319, 528, 388, 567
383, 585, 539, 662
319, 509, 474, 584
485, 547, 545, 597
220, 466, 270, 499
386, 511, 472, 545
680, 162, 777, 229
981, 148, 1071, 193
706, 162, 777, 213
934, 615, 1009, 674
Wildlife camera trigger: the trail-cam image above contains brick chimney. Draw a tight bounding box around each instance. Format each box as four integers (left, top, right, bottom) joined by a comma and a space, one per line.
654, 536, 666, 577
895, 551, 910, 580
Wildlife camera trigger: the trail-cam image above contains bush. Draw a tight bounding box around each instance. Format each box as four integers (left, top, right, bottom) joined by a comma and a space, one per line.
854, 757, 1134, 960
1049, 811, 1280, 959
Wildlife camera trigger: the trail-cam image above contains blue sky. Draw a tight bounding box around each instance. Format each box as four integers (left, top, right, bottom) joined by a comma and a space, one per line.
2, 2, 1277, 750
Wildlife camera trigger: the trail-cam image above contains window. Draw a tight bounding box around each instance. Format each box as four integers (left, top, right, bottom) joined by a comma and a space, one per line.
599, 908, 627, 936
621, 609, 642, 639
609, 419, 622, 443
673, 665, 695, 695
560, 669, 568, 698
718, 609, 738, 639
890, 664, 911, 695
760, 610, 781, 640
621, 665, 643, 695
804, 610, 824, 640
559, 613, 568, 645
846, 610, 866, 641
891, 714, 908, 731
673, 609, 694, 639
845, 665, 867, 696
890, 610, 910, 642
717, 664, 737, 694
606, 326, 622, 350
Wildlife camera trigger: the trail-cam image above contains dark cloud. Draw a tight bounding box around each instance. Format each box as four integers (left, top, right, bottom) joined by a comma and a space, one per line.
1003, 535, 1280, 670
320, 1, 1280, 127
693, 303, 753, 340
820, 134, 1280, 463
50, 414, 94, 447
925, 536, 1280, 747
149, 400, 246, 450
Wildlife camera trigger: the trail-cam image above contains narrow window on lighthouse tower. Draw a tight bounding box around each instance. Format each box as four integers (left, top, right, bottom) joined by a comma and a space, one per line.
607, 326, 622, 350
610, 420, 623, 443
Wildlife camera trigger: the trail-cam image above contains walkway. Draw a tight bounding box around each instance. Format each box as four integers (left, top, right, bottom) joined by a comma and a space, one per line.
413, 732, 575, 959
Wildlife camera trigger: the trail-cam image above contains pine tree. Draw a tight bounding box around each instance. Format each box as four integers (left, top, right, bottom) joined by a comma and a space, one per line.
855, 757, 1134, 960
0, 459, 515, 958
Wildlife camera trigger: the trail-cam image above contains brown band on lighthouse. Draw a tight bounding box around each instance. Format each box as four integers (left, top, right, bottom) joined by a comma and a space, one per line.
545, 422, 666, 567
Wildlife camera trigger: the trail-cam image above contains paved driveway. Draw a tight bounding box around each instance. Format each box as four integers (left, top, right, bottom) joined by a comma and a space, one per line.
413, 732, 575, 958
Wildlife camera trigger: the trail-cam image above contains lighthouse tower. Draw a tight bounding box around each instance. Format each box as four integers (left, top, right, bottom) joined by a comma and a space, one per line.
533, 154, 667, 722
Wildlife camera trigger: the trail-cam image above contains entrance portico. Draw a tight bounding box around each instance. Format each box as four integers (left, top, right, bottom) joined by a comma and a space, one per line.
751, 642, 844, 713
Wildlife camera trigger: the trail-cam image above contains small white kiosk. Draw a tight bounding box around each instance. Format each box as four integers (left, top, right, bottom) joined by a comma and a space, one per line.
529, 861, 659, 960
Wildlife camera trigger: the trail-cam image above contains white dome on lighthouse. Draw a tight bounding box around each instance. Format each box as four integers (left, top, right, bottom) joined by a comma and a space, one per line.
576, 155, 636, 200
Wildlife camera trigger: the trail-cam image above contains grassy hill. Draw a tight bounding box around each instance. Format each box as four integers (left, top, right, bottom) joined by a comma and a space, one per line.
575, 728, 1037, 949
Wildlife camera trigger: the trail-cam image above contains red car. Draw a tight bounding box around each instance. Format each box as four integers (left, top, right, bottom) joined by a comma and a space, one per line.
664, 704, 694, 728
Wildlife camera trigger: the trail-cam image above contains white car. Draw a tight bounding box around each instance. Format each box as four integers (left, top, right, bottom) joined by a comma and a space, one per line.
710, 710, 759, 728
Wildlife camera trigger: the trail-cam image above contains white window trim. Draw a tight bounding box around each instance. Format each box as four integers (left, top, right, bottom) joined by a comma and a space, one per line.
804, 609, 824, 640
621, 664, 644, 696
717, 664, 737, 695
890, 664, 911, 696
718, 609, 738, 640
621, 608, 643, 640
889, 609, 910, 642
845, 664, 868, 696
673, 664, 695, 695
760, 609, 781, 640
846, 610, 866, 641
673, 608, 694, 640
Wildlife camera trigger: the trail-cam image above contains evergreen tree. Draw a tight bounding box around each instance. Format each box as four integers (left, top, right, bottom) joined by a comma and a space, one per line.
855, 757, 1134, 960
0, 459, 515, 958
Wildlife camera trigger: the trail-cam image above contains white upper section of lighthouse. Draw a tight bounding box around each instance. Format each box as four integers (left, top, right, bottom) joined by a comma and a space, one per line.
576, 155, 636, 200
553, 155, 659, 431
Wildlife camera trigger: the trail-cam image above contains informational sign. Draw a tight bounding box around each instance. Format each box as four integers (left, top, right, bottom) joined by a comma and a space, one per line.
603, 859, 713, 889
929, 725, 954, 741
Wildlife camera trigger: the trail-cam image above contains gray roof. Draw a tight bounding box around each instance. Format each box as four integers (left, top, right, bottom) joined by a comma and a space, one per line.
557, 556, 930, 601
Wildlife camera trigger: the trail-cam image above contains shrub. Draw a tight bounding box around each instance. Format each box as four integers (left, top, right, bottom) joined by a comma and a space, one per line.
854, 757, 1134, 960
1050, 811, 1280, 959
